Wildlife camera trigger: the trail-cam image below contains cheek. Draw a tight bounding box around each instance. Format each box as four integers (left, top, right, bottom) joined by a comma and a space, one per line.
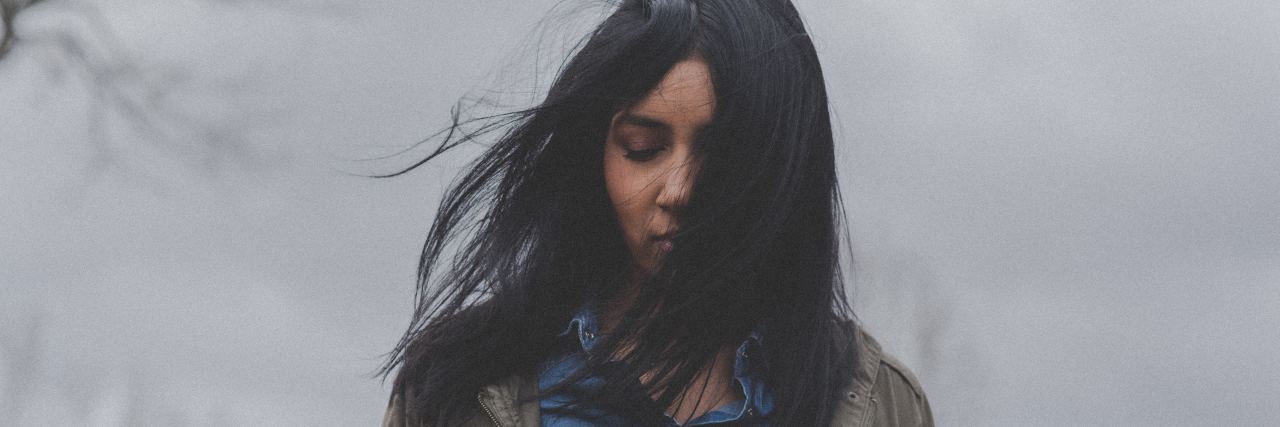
603, 148, 648, 235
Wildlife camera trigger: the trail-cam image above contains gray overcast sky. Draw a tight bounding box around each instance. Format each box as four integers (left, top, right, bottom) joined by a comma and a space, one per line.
2, 0, 1277, 425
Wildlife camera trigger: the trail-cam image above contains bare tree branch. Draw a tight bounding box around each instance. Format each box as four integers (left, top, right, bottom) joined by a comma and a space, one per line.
1, 0, 328, 187
1, 0, 47, 60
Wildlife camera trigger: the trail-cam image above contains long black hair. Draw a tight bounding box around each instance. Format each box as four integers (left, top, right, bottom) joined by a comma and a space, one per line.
379, 0, 858, 424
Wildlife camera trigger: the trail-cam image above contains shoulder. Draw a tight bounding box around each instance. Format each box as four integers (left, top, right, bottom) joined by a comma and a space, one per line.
383, 373, 538, 427
874, 345, 929, 403
384, 390, 439, 427
831, 323, 935, 427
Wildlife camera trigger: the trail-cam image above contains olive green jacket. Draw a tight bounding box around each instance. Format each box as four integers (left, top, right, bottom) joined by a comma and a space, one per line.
383, 326, 933, 426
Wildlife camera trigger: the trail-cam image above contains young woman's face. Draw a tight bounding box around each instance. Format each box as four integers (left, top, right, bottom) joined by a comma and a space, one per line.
603, 58, 715, 272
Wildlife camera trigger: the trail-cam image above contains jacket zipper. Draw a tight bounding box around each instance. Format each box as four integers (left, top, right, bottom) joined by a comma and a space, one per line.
477, 392, 503, 427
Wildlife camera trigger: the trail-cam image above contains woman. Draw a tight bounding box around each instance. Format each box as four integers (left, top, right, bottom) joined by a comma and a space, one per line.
381, 0, 933, 425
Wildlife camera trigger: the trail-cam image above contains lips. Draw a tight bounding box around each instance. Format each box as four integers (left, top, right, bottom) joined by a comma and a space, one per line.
653, 229, 678, 253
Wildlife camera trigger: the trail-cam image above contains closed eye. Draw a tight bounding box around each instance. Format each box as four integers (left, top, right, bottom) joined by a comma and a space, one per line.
623, 147, 663, 162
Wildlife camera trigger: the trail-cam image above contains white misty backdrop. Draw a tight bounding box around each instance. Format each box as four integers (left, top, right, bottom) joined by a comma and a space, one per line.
2, 0, 1277, 425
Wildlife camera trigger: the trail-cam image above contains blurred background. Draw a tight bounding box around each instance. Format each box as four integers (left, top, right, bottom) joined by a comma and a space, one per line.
2, 0, 1277, 425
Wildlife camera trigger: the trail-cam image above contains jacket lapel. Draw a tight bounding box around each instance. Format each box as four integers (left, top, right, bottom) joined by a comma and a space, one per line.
476, 374, 540, 426
830, 325, 883, 426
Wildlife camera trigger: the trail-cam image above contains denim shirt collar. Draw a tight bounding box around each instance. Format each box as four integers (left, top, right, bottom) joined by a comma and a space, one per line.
557, 303, 775, 422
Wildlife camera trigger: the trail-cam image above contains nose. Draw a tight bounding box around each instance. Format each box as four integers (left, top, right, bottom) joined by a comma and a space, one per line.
655, 155, 697, 213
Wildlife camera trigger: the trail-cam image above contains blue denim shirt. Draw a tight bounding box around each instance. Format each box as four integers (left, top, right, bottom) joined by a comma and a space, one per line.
537, 304, 774, 426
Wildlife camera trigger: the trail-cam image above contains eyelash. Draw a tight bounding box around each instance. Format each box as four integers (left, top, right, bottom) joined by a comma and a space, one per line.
623, 147, 663, 162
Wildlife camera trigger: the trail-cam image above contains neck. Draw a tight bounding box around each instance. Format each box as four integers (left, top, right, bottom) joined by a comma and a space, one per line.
599, 266, 647, 333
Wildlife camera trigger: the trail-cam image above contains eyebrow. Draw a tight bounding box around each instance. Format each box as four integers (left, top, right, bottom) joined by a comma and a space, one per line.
616, 113, 711, 136
616, 113, 670, 131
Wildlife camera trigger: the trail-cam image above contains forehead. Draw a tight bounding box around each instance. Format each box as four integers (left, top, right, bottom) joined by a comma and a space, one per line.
622, 58, 716, 130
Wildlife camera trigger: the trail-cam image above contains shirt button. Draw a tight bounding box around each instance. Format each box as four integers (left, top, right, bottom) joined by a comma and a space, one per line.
584, 331, 595, 340
746, 408, 756, 416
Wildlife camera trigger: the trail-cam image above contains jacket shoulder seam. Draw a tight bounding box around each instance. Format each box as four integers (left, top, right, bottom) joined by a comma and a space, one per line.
876, 352, 927, 399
